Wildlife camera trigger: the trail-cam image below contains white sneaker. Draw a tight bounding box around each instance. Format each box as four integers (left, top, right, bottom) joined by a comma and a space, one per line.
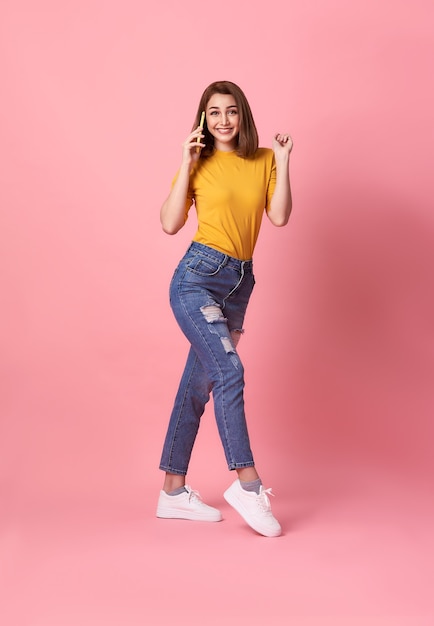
156, 486, 222, 522
224, 479, 282, 537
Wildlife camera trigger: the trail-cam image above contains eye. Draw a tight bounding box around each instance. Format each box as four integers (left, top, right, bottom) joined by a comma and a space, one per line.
228, 109, 238, 115
209, 111, 219, 115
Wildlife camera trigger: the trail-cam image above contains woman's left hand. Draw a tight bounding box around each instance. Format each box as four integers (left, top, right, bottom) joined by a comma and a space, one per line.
272, 133, 293, 159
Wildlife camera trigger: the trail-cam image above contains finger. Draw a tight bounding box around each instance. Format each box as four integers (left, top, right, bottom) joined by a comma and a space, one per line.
184, 133, 204, 147
187, 129, 203, 142
275, 133, 291, 142
190, 137, 205, 146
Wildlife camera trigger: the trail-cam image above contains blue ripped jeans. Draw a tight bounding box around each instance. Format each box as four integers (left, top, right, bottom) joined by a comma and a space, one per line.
159, 242, 256, 475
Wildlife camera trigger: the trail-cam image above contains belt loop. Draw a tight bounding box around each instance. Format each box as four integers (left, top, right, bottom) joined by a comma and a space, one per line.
221, 254, 228, 268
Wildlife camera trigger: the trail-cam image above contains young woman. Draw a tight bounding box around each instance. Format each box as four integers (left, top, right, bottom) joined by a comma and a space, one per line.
156, 81, 293, 537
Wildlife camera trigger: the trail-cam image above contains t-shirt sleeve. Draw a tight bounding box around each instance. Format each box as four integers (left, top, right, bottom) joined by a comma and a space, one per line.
171, 171, 195, 223
265, 153, 277, 212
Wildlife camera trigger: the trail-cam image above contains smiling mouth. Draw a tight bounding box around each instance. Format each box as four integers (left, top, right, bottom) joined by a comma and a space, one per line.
216, 128, 233, 133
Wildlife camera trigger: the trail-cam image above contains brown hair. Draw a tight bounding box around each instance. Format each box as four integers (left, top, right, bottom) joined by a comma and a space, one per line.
192, 81, 259, 159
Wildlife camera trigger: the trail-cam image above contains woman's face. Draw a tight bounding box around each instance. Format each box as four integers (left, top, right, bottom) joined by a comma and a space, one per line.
205, 93, 240, 152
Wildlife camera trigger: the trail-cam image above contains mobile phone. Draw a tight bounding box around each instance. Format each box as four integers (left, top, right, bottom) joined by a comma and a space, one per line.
196, 111, 205, 152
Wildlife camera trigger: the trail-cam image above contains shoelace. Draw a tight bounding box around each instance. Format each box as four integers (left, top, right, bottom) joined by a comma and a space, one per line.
256, 487, 275, 512
185, 486, 205, 506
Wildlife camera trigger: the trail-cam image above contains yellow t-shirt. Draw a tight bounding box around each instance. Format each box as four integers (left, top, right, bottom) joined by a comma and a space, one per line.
176, 148, 276, 260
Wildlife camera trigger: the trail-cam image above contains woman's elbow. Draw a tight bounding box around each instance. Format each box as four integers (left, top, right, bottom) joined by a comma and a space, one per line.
268, 211, 291, 227
161, 211, 186, 234
161, 220, 182, 235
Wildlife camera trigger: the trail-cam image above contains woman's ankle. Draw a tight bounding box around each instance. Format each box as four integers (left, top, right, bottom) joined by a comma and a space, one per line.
236, 467, 260, 482
163, 473, 186, 493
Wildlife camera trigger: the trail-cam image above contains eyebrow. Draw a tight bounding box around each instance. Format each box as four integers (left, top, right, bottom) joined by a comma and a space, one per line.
208, 105, 238, 110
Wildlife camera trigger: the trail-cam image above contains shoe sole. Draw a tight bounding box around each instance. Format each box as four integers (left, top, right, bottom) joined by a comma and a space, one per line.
223, 488, 281, 537
156, 507, 222, 522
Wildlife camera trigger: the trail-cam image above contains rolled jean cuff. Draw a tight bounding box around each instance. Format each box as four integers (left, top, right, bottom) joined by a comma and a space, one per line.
159, 464, 187, 476
228, 461, 256, 471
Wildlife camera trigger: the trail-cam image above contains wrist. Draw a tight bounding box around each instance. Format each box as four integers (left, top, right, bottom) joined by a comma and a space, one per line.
274, 152, 290, 167
180, 160, 194, 175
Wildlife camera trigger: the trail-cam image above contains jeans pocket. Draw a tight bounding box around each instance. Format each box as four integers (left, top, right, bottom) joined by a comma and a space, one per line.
186, 255, 223, 277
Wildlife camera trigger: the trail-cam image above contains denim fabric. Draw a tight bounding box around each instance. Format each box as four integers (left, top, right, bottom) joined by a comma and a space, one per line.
159, 242, 256, 475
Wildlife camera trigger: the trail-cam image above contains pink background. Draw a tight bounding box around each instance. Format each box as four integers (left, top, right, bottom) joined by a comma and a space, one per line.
1, 0, 433, 624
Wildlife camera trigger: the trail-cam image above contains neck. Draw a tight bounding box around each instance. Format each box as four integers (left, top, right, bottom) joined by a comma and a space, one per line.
214, 139, 237, 152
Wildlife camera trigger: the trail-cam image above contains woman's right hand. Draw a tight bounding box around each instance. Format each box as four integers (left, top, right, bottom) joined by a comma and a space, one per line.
181, 125, 205, 167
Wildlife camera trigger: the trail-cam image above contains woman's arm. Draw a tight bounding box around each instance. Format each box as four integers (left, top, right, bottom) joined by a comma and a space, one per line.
267, 134, 293, 228
160, 125, 205, 235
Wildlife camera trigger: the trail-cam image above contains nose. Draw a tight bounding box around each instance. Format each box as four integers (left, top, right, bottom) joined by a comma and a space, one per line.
221, 113, 229, 126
